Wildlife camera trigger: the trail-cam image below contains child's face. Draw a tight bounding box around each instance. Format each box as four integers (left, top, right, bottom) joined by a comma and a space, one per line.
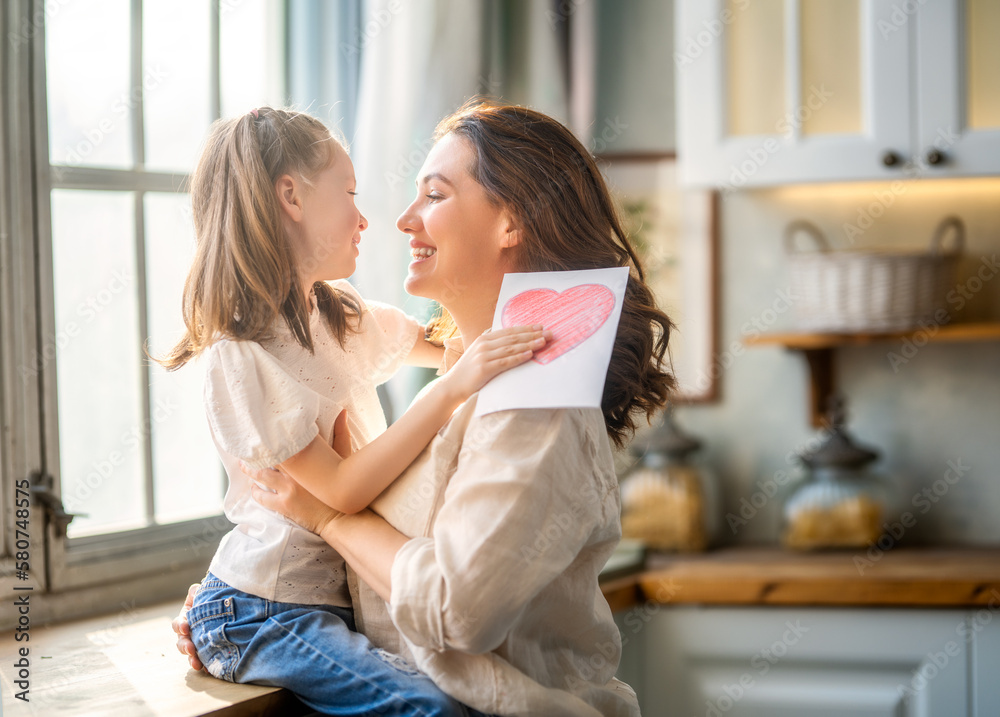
295, 144, 368, 285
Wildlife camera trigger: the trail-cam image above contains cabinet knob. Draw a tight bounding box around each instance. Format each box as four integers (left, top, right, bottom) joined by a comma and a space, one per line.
926, 149, 947, 166
881, 150, 902, 167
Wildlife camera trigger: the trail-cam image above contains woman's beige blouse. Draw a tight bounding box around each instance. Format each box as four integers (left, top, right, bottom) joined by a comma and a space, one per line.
348, 344, 640, 717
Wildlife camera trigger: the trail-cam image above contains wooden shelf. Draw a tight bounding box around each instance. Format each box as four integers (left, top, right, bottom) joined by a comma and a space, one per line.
639, 546, 1000, 607
744, 322, 1000, 425
638, 548, 1000, 607
744, 321, 1000, 350
603, 547, 1000, 609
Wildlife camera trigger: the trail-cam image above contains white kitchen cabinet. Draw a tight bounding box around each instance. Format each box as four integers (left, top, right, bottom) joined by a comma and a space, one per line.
619, 606, 1000, 716
676, 0, 1000, 188
971, 602, 1000, 716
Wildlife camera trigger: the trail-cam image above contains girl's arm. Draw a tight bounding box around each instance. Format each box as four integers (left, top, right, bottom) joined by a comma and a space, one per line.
276, 325, 549, 514
405, 326, 446, 368
245, 468, 401, 601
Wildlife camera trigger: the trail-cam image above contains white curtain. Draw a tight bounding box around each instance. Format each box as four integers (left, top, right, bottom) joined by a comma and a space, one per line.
291, 0, 584, 412
349, 0, 485, 411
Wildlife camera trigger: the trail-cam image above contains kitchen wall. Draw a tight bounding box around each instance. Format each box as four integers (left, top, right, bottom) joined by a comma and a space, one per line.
680, 180, 1000, 546
598, 0, 1000, 546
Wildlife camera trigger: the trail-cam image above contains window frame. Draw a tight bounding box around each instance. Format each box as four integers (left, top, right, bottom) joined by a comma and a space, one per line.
0, 0, 48, 607
0, 0, 292, 625
38, 0, 231, 594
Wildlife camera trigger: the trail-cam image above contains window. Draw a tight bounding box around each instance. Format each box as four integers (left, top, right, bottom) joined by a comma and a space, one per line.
0, 0, 286, 615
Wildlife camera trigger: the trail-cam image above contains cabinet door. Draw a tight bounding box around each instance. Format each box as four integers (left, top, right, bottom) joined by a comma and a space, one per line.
641, 607, 969, 717
972, 608, 1000, 716
916, 0, 1000, 178
677, 0, 912, 188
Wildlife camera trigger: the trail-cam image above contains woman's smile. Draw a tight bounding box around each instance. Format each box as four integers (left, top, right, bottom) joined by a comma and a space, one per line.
409, 241, 437, 263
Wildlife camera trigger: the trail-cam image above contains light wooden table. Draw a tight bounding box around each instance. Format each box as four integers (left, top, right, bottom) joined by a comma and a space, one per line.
0, 567, 640, 716
6, 548, 994, 715
0, 601, 309, 717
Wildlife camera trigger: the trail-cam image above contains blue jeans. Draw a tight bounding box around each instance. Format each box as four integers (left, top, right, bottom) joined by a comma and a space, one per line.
189, 573, 488, 717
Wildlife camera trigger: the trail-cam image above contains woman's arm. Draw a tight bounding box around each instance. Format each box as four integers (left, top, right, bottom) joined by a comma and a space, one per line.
171, 504, 405, 667
248, 465, 402, 601
318, 510, 405, 602
277, 326, 549, 514
253, 406, 607, 655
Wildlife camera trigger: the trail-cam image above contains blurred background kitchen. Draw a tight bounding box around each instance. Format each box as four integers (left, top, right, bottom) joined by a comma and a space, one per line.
2, 0, 999, 715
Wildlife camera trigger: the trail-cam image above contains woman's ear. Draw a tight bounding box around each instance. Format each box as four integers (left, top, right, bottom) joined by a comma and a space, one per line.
275, 174, 304, 222
499, 215, 521, 249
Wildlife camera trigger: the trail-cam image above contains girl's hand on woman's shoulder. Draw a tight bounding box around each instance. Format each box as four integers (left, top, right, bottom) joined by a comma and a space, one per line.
440, 325, 551, 401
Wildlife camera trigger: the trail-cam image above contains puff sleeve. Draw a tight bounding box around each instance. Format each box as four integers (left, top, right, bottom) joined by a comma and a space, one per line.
203, 339, 322, 470
332, 280, 422, 385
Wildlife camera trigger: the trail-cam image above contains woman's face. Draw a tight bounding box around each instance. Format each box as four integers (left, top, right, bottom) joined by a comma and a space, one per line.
396, 133, 514, 311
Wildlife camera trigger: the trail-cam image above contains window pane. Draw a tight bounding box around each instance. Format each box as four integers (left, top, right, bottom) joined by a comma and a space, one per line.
725, 0, 786, 136
51, 191, 145, 537
144, 193, 222, 523
800, 0, 861, 136
968, 0, 1000, 130
143, 0, 213, 172
221, 0, 287, 116
46, 0, 133, 168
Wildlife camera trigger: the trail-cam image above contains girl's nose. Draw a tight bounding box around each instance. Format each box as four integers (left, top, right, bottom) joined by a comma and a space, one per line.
359, 211, 369, 231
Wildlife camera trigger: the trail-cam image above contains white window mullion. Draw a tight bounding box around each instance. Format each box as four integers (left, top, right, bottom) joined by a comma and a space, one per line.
131, 0, 145, 168
134, 190, 155, 526
785, 0, 802, 143
131, 1, 157, 527
210, 0, 221, 120
49, 166, 188, 193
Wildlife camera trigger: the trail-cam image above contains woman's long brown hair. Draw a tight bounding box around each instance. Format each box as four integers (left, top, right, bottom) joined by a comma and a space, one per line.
158, 107, 359, 370
431, 100, 675, 448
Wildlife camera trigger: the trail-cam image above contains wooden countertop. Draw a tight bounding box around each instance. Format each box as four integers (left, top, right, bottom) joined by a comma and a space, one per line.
634, 547, 1000, 608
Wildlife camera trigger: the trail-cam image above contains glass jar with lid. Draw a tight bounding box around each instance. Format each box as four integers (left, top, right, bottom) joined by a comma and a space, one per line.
620, 409, 718, 552
781, 401, 895, 550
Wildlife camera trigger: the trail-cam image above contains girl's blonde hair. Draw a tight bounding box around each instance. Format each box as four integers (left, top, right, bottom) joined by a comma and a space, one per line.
160, 107, 360, 370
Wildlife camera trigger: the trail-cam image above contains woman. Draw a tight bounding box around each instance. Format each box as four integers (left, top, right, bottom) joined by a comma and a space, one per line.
174, 101, 673, 716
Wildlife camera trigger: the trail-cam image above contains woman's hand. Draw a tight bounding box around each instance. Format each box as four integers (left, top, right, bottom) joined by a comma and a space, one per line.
247, 463, 343, 535
172, 414, 354, 672
249, 408, 351, 531
439, 325, 550, 400
171, 582, 204, 671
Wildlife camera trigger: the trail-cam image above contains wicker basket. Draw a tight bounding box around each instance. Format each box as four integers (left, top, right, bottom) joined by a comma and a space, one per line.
785, 216, 964, 333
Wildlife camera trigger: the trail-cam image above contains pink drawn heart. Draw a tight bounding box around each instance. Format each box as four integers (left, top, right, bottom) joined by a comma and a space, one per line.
501, 284, 616, 365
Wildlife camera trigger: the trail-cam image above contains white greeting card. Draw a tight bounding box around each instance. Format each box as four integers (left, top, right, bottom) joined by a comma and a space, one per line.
474, 267, 630, 416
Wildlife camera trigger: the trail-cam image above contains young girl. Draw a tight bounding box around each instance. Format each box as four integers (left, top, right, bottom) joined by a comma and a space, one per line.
160, 107, 548, 716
